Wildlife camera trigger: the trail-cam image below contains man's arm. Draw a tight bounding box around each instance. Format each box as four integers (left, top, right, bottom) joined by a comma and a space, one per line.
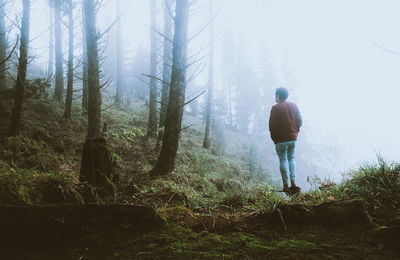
294, 104, 302, 132
269, 107, 277, 142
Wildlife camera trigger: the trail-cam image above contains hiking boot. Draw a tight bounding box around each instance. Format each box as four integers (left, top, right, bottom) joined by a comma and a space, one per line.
290, 180, 301, 195
283, 183, 290, 193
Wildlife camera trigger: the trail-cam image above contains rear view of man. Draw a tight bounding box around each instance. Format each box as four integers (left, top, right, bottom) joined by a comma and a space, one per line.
269, 88, 302, 194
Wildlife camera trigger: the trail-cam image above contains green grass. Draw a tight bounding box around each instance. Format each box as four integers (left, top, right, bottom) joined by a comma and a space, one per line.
1, 98, 399, 224
0, 161, 83, 204
289, 156, 400, 219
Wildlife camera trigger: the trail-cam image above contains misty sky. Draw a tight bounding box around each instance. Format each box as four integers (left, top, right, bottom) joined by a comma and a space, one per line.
11, 0, 400, 175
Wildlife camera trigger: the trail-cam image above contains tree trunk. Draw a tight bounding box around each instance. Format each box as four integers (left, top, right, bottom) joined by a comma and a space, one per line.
80, 0, 115, 188
202, 0, 214, 149
227, 83, 233, 127
63, 0, 74, 119
0, 0, 7, 90
147, 0, 158, 138
80, 137, 115, 188
84, 0, 101, 140
114, 0, 123, 105
82, 3, 88, 112
222, 30, 235, 128
156, 0, 173, 150
46, 1, 54, 80
151, 0, 189, 175
8, 0, 30, 137
53, 1, 64, 102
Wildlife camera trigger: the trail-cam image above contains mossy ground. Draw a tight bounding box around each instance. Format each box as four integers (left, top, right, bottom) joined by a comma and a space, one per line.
3, 223, 395, 259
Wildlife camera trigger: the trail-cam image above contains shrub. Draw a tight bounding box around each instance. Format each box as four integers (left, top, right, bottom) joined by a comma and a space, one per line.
320, 157, 400, 219
0, 161, 83, 205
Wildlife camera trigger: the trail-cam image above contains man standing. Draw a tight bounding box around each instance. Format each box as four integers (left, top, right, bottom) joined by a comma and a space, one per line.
269, 88, 302, 193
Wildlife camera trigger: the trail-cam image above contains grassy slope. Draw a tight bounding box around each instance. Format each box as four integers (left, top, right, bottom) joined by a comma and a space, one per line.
0, 98, 399, 259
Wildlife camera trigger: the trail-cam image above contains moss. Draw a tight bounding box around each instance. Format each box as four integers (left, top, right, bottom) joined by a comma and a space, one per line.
121, 224, 275, 258
275, 239, 315, 251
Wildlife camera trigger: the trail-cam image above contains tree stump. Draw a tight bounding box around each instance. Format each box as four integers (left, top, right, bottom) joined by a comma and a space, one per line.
80, 137, 116, 189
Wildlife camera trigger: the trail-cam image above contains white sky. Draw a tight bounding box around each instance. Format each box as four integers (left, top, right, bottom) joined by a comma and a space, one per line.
11, 0, 400, 174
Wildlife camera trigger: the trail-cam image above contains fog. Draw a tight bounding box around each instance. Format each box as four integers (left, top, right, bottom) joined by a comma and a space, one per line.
10, 0, 400, 180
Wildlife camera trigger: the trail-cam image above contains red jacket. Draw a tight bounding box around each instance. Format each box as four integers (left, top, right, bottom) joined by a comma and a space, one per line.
269, 101, 302, 144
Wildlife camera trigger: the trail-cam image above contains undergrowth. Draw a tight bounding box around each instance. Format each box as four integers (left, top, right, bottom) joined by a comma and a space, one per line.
319, 157, 400, 220
0, 161, 83, 204
0, 98, 399, 225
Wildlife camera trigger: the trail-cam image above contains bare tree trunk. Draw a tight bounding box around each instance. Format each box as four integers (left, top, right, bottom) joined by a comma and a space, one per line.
0, 0, 7, 90
155, 0, 173, 150
151, 0, 189, 175
63, 0, 74, 119
82, 2, 88, 112
202, 0, 214, 149
114, 0, 123, 105
8, 0, 30, 137
84, 0, 101, 139
147, 0, 158, 138
46, 1, 54, 80
227, 83, 233, 127
53, 1, 64, 102
80, 0, 115, 188
222, 31, 235, 128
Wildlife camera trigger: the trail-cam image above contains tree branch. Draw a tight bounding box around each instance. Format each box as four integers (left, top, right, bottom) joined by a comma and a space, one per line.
183, 90, 206, 106
0, 36, 18, 65
371, 41, 400, 56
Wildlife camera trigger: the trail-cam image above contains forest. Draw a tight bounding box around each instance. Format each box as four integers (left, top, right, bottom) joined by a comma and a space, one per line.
0, 0, 399, 259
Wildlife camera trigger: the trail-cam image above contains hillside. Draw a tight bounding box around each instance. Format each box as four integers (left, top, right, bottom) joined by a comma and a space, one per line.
0, 97, 399, 259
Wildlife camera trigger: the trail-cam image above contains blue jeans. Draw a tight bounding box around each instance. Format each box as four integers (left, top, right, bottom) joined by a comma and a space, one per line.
275, 141, 296, 185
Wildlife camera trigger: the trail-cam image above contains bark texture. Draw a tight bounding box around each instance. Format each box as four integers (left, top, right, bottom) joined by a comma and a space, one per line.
114, 0, 123, 105
151, 0, 189, 175
147, 0, 158, 138
202, 0, 214, 149
8, 0, 30, 136
80, 0, 114, 187
63, 0, 74, 119
156, 0, 173, 150
0, 0, 7, 90
84, 0, 101, 139
81, 3, 88, 111
80, 138, 115, 188
53, 0, 64, 102
46, 2, 54, 79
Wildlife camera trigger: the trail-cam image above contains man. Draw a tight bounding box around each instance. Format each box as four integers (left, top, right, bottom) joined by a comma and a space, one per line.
269, 88, 302, 194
